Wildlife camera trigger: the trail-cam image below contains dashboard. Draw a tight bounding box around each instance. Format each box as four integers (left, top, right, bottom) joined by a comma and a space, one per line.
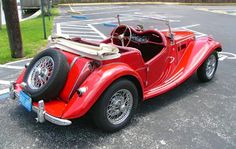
131, 33, 149, 43
130, 32, 162, 44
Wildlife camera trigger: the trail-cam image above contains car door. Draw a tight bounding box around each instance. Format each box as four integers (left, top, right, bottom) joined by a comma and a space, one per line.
146, 45, 178, 87
165, 45, 178, 79
146, 47, 169, 87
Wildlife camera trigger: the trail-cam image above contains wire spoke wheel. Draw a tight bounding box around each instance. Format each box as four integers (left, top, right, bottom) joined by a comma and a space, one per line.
206, 54, 217, 79
27, 56, 54, 90
92, 79, 138, 132
106, 89, 133, 125
197, 51, 218, 82
23, 49, 69, 101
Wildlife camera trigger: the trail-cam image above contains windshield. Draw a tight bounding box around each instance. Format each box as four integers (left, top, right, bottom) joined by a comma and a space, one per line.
117, 14, 178, 35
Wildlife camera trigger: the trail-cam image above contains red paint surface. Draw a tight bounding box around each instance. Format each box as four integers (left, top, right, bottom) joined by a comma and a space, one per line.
15, 26, 222, 120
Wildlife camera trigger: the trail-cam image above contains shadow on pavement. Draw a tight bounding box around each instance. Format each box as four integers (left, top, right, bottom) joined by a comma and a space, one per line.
7, 74, 213, 148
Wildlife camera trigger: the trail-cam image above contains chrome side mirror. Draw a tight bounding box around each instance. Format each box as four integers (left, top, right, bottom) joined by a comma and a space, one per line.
170, 33, 174, 45
165, 21, 174, 45
116, 14, 121, 25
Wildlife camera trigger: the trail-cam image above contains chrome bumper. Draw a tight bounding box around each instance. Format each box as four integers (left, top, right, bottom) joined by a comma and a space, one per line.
9, 82, 72, 126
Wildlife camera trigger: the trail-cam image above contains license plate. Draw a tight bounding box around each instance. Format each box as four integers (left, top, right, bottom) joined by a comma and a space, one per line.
19, 91, 32, 112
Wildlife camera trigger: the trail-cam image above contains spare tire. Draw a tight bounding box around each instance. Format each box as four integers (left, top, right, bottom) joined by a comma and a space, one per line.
23, 49, 69, 101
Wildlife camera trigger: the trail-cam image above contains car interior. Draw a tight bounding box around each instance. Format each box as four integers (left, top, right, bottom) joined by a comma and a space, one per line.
105, 25, 166, 62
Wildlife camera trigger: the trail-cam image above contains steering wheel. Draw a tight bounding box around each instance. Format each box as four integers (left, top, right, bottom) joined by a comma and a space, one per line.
111, 25, 132, 47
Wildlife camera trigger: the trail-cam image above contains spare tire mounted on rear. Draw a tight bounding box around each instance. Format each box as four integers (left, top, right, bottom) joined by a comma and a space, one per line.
23, 49, 69, 101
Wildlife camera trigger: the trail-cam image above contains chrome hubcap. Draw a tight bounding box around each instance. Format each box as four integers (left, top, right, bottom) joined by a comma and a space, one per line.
27, 56, 54, 90
107, 89, 133, 125
206, 54, 217, 78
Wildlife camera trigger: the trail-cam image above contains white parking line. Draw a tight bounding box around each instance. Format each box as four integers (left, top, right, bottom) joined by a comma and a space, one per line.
56, 23, 62, 34
173, 24, 207, 38
69, 5, 75, 12
4, 58, 32, 65
64, 34, 103, 38
72, 6, 129, 12
218, 52, 236, 61
62, 24, 91, 28
88, 24, 107, 39
0, 80, 10, 85
60, 17, 116, 24
58, 22, 106, 41
82, 9, 139, 15
0, 65, 24, 70
61, 31, 98, 34
174, 24, 200, 29
0, 89, 9, 95
61, 27, 94, 30
90, 18, 145, 25
88, 17, 135, 23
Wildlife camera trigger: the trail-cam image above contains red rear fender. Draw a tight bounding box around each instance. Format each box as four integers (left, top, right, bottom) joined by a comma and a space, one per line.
61, 63, 144, 119
59, 57, 93, 102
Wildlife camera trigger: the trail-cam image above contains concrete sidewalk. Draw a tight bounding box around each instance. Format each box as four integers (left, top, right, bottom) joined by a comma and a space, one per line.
0, 58, 32, 95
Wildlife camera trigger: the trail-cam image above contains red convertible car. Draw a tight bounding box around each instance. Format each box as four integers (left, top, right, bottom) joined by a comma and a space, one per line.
10, 17, 222, 132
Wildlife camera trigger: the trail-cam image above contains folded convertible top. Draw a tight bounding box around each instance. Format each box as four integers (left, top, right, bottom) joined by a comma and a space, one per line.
50, 38, 121, 60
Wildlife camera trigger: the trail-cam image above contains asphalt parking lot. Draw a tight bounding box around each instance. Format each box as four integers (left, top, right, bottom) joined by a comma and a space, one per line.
0, 4, 236, 149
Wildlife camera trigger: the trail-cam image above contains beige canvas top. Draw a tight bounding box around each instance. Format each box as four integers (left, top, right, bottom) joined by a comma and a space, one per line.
50, 38, 121, 60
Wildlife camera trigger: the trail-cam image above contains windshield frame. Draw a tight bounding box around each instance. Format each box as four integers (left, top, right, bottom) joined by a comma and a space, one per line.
117, 14, 174, 43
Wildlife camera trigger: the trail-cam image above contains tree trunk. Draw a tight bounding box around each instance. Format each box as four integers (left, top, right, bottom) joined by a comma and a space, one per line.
0, 0, 2, 30
2, 0, 23, 58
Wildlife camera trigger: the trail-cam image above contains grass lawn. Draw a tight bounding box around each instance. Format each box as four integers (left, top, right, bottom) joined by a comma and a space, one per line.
0, 8, 59, 64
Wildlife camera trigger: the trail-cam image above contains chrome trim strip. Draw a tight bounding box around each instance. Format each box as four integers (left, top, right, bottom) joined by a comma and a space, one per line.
9, 81, 16, 100
45, 112, 72, 126
32, 105, 72, 126
70, 57, 79, 69
175, 35, 195, 44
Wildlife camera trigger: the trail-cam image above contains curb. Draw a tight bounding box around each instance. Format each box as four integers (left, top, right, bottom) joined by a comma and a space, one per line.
1, 10, 41, 25
67, 10, 82, 14
195, 8, 236, 16
20, 10, 41, 22
4, 58, 32, 65
58, 2, 236, 6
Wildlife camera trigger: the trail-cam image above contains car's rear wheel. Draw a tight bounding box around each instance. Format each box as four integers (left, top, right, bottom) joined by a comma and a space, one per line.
23, 49, 69, 101
197, 51, 218, 82
92, 79, 138, 132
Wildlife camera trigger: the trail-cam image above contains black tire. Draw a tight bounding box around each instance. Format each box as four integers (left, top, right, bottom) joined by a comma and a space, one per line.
197, 51, 218, 82
23, 49, 69, 101
92, 79, 138, 132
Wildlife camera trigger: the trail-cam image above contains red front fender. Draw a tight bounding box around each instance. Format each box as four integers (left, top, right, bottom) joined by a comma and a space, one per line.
184, 36, 222, 74
61, 62, 144, 119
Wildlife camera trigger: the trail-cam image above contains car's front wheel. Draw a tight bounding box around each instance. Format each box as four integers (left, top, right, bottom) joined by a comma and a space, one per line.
92, 79, 138, 132
197, 51, 218, 82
